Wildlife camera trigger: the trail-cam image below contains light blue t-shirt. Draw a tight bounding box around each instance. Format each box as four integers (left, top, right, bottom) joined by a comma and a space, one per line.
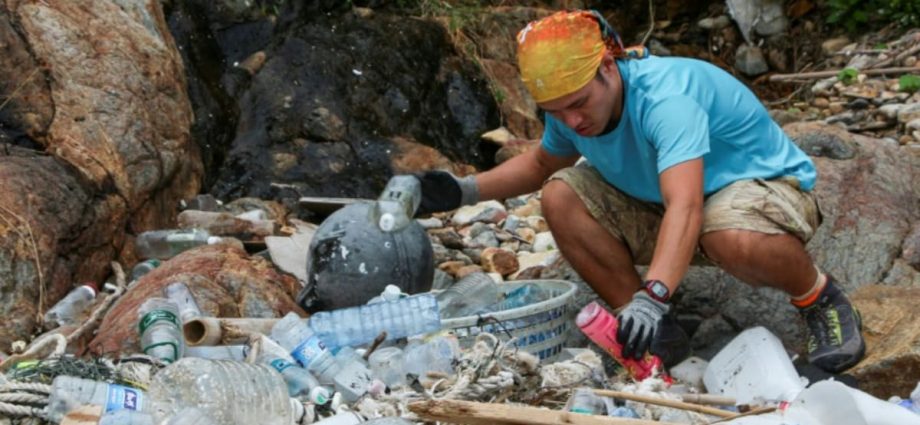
542, 56, 816, 203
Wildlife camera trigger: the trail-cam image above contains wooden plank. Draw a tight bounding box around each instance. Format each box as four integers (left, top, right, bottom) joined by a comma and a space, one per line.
60, 405, 102, 425
297, 196, 366, 215
592, 390, 735, 419
408, 399, 683, 425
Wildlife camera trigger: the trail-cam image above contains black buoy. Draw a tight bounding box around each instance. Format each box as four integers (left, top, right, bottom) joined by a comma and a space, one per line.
296, 176, 434, 312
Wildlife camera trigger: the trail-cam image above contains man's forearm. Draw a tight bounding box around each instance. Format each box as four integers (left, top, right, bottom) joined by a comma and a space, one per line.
477, 147, 576, 201
645, 203, 703, 294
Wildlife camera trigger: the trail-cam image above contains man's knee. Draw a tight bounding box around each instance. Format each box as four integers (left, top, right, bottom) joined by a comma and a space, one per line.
700, 229, 756, 265
541, 179, 583, 224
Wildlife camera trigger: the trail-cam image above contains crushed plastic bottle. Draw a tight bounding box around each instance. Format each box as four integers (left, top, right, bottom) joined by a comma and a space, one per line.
436, 272, 502, 318
576, 301, 665, 381
135, 229, 223, 260
309, 347, 375, 403
43, 283, 97, 328
568, 388, 606, 415
147, 358, 300, 425
46, 376, 147, 423
308, 293, 441, 349
130, 259, 161, 282
163, 282, 203, 323
98, 409, 154, 425
368, 347, 406, 389
137, 298, 184, 364
403, 335, 459, 380
254, 335, 331, 404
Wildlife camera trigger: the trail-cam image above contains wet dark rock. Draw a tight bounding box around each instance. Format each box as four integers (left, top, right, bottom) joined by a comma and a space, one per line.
847, 98, 871, 110
789, 125, 858, 159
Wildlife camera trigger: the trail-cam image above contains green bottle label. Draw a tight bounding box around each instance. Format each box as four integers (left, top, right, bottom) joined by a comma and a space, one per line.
138, 309, 179, 333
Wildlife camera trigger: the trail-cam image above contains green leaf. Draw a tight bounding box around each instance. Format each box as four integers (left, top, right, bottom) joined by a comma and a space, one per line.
899, 75, 920, 93
837, 68, 859, 85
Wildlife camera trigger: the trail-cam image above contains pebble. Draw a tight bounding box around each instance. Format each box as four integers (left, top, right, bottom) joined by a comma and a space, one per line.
698, 15, 731, 30
904, 56, 918, 67
416, 217, 443, 229
533, 232, 557, 253
879, 104, 906, 120
900, 135, 914, 145
734, 44, 768, 77
828, 102, 846, 114
907, 119, 920, 132
898, 103, 920, 124
847, 98, 870, 110
452, 201, 507, 226
812, 98, 829, 108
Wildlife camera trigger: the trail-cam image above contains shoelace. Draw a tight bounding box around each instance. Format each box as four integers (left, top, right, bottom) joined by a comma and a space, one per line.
803, 306, 834, 349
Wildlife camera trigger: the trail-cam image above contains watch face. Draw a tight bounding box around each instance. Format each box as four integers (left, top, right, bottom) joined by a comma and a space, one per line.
646, 280, 669, 300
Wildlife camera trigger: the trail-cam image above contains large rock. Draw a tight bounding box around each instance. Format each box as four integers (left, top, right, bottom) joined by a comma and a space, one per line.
89, 243, 303, 356
0, 0, 201, 349
849, 285, 920, 399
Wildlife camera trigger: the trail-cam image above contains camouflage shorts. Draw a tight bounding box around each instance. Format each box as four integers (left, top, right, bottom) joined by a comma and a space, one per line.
547, 164, 822, 265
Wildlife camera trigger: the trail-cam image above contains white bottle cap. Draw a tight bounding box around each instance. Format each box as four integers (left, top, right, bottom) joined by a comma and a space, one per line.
310, 386, 331, 405
206, 236, 223, 245
79, 282, 98, 297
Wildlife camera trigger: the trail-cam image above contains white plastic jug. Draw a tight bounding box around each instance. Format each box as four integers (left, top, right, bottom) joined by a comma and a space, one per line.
703, 327, 805, 405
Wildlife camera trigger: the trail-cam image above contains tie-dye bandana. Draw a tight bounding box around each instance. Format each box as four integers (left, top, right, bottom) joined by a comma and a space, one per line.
516, 10, 647, 103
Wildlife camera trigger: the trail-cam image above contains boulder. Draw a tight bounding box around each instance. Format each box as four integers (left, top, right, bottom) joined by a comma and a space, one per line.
89, 243, 303, 356
849, 285, 920, 399
0, 0, 201, 349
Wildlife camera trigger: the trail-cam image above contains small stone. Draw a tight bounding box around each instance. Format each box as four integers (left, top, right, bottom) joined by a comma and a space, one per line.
905, 56, 918, 67
480, 127, 515, 145
812, 98, 829, 108
769, 109, 802, 126
510, 198, 541, 217
734, 44, 769, 77
898, 103, 920, 124
456, 265, 484, 279
847, 98, 870, 110
698, 15, 731, 30
462, 248, 482, 264
471, 230, 500, 248
438, 260, 466, 276
908, 119, 920, 132
533, 232, 557, 252
524, 216, 549, 233
510, 251, 560, 280
828, 102, 846, 114
431, 269, 455, 290
452, 201, 508, 226
825, 112, 857, 126
515, 227, 536, 244
468, 222, 491, 239
900, 135, 914, 145
416, 217, 443, 229
821, 36, 851, 55
430, 228, 464, 249
481, 247, 520, 276
499, 240, 520, 252
352, 7, 374, 18
237, 51, 267, 76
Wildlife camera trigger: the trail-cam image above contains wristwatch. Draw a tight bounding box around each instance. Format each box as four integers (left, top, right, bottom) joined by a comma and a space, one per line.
643, 279, 671, 303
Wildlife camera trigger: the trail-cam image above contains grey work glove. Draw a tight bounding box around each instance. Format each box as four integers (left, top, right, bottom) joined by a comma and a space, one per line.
616, 291, 670, 360
414, 170, 479, 216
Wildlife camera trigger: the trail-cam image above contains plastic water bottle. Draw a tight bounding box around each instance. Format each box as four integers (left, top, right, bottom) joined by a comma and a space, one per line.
271, 312, 330, 368
135, 229, 223, 260
184, 345, 246, 361
98, 409, 154, 425
309, 347, 376, 402
43, 283, 98, 328
368, 347, 406, 388
147, 358, 301, 425
130, 259, 161, 282
255, 335, 331, 404
576, 301, 665, 381
703, 326, 805, 405
163, 282, 202, 323
569, 388, 606, 415
46, 376, 147, 423
165, 407, 219, 425
308, 293, 441, 349
403, 335, 459, 379
436, 273, 502, 318
372, 175, 421, 232
137, 298, 184, 364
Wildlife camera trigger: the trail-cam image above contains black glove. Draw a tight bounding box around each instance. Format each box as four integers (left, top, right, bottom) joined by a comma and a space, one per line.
616, 291, 670, 360
414, 170, 479, 216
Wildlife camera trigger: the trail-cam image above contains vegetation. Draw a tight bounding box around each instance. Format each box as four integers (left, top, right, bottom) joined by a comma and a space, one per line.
836, 67, 858, 85
899, 75, 920, 94
825, 0, 920, 33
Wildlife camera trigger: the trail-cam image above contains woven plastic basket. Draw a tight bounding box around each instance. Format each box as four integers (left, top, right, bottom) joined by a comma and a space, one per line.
440, 279, 577, 361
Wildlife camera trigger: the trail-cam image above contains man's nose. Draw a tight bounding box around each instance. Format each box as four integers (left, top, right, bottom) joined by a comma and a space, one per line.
563, 111, 582, 129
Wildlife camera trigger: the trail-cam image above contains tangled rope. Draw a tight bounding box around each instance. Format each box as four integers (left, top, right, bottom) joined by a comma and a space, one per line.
0, 382, 51, 418
428, 333, 539, 402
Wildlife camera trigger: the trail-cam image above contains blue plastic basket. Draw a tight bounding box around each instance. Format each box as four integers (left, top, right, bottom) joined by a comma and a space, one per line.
440, 279, 577, 362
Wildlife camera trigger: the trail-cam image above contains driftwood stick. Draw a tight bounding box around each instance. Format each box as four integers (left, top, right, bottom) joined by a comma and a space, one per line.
769, 66, 920, 82
869, 43, 920, 69
672, 393, 736, 407
593, 389, 735, 419
409, 399, 682, 425
709, 406, 777, 424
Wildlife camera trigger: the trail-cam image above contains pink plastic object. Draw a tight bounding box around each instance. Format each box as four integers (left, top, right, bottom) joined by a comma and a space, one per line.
576, 301, 666, 381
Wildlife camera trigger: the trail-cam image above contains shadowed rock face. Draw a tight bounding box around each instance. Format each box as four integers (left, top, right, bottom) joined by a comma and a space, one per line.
167, 2, 500, 201
0, 0, 201, 348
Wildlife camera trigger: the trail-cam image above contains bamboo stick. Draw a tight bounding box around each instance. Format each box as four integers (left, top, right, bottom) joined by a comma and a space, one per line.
409, 399, 684, 425
592, 389, 735, 419
768, 66, 920, 82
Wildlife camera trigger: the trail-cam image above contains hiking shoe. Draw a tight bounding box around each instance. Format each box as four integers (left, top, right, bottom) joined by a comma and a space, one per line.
799, 276, 866, 373
651, 313, 691, 369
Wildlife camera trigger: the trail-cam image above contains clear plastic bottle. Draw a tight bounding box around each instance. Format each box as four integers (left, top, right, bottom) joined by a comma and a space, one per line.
130, 259, 161, 282
436, 273, 502, 318
255, 335, 331, 404
46, 376, 147, 423
184, 345, 246, 361
137, 298, 184, 364
135, 229, 223, 260
98, 409, 155, 425
372, 175, 421, 232
568, 388, 606, 415
308, 293, 441, 349
43, 283, 98, 328
307, 347, 375, 403
368, 347, 406, 389
403, 335, 459, 380
165, 407, 219, 425
147, 358, 298, 425
271, 312, 330, 368
163, 282, 202, 323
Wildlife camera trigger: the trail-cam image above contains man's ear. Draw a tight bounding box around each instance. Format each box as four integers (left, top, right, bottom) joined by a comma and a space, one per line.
599, 52, 617, 77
